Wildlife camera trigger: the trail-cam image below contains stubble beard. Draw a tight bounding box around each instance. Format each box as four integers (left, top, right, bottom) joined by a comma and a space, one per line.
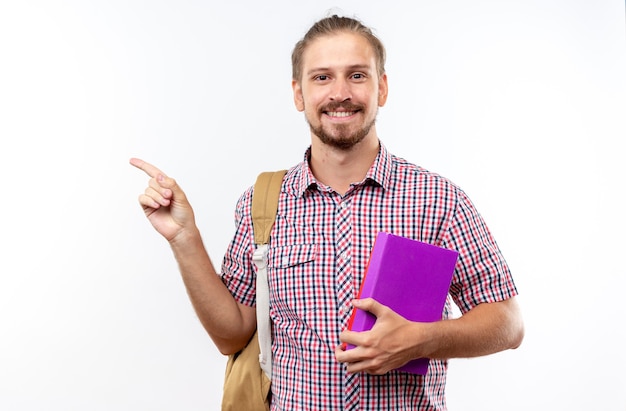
306, 104, 378, 150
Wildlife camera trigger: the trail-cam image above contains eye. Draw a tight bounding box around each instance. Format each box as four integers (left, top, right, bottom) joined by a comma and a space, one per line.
315, 74, 330, 81
351, 73, 367, 81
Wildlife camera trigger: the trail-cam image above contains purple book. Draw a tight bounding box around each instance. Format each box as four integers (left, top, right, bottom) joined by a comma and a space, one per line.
346, 232, 459, 374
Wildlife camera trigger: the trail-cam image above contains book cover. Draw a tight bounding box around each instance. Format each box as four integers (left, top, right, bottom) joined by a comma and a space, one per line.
346, 232, 459, 375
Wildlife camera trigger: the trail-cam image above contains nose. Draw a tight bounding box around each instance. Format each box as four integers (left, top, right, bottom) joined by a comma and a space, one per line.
330, 78, 351, 102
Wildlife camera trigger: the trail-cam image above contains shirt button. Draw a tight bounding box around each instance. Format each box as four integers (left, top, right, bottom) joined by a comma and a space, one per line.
281, 257, 289, 266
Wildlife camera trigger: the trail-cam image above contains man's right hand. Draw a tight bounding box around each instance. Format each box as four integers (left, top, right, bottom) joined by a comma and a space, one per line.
130, 158, 196, 242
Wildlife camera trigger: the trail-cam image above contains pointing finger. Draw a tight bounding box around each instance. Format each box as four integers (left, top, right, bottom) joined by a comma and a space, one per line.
130, 157, 187, 205
129, 157, 167, 179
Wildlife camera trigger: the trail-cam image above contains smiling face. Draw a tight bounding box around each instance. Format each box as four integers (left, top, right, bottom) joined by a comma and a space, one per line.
292, 31, 388, 150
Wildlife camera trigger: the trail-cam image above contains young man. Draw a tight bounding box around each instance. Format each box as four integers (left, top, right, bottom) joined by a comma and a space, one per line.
131, 15, 524, 410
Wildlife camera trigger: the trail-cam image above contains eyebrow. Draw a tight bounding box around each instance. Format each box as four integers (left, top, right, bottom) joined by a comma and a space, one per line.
306, 64, 373, 77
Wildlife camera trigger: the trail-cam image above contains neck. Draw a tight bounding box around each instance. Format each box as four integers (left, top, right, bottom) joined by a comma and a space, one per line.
309, 133, 380, 196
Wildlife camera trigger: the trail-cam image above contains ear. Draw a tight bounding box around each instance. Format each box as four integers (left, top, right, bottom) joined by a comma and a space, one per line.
292, 79, 305, 112
377, 74, 389, 107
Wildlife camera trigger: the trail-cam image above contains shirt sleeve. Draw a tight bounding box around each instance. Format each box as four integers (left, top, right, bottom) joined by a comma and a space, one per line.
220, 186, 257, 307
443, 187, 518, 313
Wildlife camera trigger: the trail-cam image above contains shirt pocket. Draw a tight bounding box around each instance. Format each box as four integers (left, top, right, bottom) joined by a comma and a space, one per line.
267, 243, 317, 269
266, 242, 322, 325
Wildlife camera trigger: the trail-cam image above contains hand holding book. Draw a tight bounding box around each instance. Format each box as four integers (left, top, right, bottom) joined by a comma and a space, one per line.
342, 232, 458, 375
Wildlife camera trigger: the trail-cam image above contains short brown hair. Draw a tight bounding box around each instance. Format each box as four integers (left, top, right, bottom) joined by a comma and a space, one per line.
291, 15, 386, 81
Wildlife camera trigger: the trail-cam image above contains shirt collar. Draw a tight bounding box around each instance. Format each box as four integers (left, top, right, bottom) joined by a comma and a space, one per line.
294, 141, 394, 196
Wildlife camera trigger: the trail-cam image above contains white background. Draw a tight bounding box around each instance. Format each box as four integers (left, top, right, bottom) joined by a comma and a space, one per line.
1, 1, 625, 410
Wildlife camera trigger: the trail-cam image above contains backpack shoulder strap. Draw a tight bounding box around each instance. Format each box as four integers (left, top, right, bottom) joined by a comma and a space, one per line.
251, 169, 286, 380
252, 170, 287, 245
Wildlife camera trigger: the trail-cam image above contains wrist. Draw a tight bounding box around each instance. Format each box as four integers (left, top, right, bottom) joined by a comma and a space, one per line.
417, 320, 451, 360
169, 226, 203, 251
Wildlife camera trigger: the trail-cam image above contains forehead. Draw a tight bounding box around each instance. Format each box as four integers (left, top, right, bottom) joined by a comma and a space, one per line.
302, 31, 377, 74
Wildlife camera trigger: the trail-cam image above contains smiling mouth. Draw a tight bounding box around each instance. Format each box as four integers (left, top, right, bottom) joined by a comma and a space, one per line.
325, 111, 357, 118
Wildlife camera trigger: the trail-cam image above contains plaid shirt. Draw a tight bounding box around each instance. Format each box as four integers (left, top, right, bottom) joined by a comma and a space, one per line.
221, 143, 518, 410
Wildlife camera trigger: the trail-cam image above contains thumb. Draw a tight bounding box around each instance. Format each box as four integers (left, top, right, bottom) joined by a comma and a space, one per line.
158, 174, 186, 200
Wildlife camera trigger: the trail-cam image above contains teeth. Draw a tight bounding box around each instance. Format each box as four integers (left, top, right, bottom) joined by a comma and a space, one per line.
327, 111, 355, 118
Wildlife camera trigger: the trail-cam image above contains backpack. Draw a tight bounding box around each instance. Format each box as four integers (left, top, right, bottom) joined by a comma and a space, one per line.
221, 170, 286, 411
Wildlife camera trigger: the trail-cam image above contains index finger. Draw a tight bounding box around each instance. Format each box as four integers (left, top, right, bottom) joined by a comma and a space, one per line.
129, 157, 167, 179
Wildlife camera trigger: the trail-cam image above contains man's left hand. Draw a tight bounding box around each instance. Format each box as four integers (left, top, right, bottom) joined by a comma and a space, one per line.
334, 298, 432, 375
